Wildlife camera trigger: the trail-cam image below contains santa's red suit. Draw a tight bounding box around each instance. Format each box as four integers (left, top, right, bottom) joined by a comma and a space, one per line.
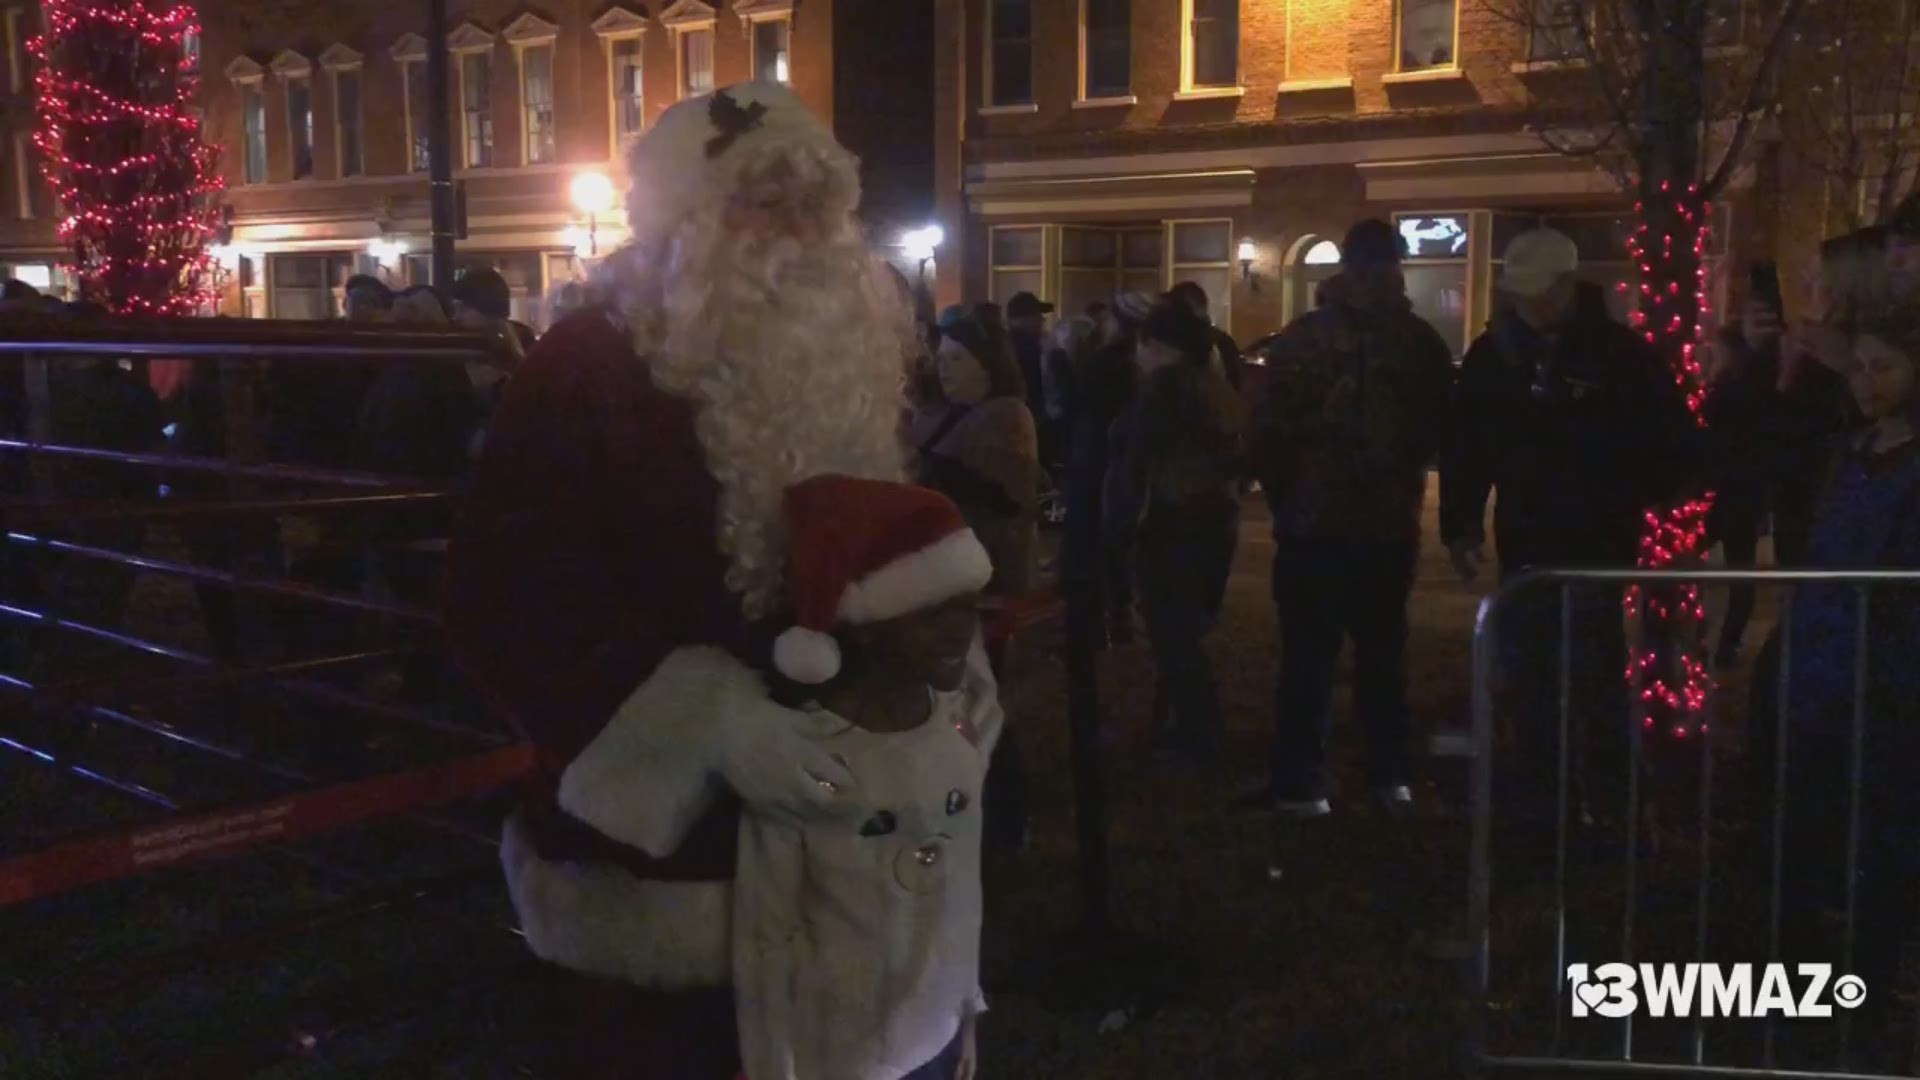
444, 83, 909, 1079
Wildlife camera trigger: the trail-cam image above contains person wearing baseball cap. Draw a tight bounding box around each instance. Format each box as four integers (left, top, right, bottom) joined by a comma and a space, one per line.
1250, 217, 1453, 822
1441, 227, 1703, 838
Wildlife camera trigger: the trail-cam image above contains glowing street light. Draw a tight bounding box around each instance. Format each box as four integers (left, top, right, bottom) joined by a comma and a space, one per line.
570, 170, 616, 258
901, 224, 944, 264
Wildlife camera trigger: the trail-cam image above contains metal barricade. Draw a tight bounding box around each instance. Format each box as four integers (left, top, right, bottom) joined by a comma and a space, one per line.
0, 315, 537, 1071
1466, 567, 1920, 1079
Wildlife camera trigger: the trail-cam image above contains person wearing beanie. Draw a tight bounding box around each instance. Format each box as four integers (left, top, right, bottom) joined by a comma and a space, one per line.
444, 82, 908, 1079
1251, 217, 1454, 821
734, 474, 1000, 1080
912, 313, 1041, 596
1106, 301, 1247, 763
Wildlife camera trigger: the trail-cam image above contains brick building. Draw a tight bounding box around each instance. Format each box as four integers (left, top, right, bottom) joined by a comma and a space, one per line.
929, 0, 1829, 355
0, 0, 933, 327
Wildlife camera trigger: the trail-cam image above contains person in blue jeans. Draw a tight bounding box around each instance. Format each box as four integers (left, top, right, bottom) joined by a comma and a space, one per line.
1105, 302, 1246, 762
1253, 220, 1454, 816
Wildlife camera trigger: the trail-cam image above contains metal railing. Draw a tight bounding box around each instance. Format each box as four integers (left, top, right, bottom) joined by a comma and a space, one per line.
1466, 567, 1920, 1079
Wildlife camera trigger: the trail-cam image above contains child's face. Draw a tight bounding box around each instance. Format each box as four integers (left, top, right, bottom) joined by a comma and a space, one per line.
1850, 334, 1918, 422
858, 593, 981, 693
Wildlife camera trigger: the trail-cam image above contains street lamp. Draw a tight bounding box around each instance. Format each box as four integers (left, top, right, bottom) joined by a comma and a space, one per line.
902, 224, 944, 289
569, 170, 616, 258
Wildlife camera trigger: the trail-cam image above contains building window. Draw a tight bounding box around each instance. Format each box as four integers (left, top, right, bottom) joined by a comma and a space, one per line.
1527, 0, 1583, 62
1394, 212, 1471, 355
1397, 0, 1456, 71
989, 226, 1046, 303
242, 85, 267, 183
1082, 0, 1130, 100
334, 68, 362, 177
462, 51, 493, 168
5, 9, 25, 94
287, 78, 314, 179
752, 18, 790, 84
458, 253, 544, 326
1058, 225, 1161, 317
521, 44, 555, 163
1168, 219, 1233, 328
987, 0, 1033, 106
181, 29, 199, 73
680, 28, 714, 98
1185, 0, 1238, 89
611, 37, 644, 143
270, 254, 352, 320
402, 61, 430, 172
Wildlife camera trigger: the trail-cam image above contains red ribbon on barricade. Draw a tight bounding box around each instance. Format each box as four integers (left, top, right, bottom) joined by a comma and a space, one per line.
0, 743, 535, 906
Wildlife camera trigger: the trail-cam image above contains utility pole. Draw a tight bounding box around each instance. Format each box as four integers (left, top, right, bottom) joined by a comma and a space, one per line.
426, 0, 456, 288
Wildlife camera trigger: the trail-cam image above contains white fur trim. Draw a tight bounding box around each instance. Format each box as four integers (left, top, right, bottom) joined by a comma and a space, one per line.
558, 646, 762, 858
500, 813, 731, 989
773, 626, 842, 684
838, 529, 993, 626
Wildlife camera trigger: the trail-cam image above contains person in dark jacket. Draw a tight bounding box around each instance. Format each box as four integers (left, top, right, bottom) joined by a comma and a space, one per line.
1166, 279, 1245, 392
1253, 219, 1454, 816
1442, 227, 1702, 828
1768, 316, 1920, 1045
1106, 302, 1246, 762
1059, 292, 1148, 647
1702, 286, 1785, 668
1006, 291, 1057, 465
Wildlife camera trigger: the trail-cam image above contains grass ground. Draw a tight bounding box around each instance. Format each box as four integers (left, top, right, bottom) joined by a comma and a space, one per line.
11, 482, 1880, 1079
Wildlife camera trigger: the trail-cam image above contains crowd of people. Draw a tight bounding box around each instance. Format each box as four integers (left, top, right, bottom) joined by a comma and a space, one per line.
4, 73, 1920, 1076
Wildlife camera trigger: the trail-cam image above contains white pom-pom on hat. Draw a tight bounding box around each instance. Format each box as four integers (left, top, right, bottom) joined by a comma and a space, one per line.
773, 626, 843, 685
774, 475, 993, 687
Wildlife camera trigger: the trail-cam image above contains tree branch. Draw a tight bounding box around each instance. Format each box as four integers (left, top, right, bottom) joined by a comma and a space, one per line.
1703, 0, 1812, 196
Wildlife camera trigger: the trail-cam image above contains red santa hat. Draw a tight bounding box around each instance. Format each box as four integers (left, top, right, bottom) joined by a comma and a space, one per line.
772, 476, 993, 685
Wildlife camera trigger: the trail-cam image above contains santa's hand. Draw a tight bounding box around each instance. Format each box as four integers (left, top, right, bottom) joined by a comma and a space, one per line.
955, 1012, 979, 1080
715, 700, 857, 818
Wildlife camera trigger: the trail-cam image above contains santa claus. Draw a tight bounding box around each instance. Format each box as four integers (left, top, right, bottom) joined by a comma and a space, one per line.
444, 83, 910, 1078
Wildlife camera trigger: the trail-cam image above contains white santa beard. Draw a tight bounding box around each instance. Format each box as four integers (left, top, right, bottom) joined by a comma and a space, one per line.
637, 211, 909, 620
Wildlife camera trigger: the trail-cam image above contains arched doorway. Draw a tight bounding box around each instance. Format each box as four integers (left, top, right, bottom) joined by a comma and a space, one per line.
1284, 235, 1343, 324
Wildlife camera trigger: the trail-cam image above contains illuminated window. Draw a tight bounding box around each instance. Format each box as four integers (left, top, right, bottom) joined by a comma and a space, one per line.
404, 61, 430, 171
753, 19, 790, 84
522, 45, 555, 163
180, 29, 200, 74
1527, 0, 1583, 61
1082, 0, 1130, 100
596, 8, 649, 153
462, 52, 493, 167
1169, 219, 1233, 327
1396, 0, 1456, 71
4, 9, 25, 95
681, 29, 714, 97
990, 226, 1045, 303
988, 0, 1033, 106
287, 78, 313, 178
243, 86, 266, 183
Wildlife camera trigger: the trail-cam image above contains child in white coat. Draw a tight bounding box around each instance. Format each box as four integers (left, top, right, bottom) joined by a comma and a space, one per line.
736, 474, 1002, 1080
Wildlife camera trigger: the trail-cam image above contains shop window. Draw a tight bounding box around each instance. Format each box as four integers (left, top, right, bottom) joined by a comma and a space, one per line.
990, 226, 1045, 303
1394, 212, 1470, 356
1169, 219, 1233, 327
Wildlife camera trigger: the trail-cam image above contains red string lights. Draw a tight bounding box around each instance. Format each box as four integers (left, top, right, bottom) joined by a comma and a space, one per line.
1623, 180, 1716, 739
30, 0, 224, 315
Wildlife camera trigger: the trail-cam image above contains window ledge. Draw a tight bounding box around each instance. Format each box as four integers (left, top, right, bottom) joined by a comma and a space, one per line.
1072, 94, 1137, 109
1172, 86, 1246, 102
978, 103, 1039, 116
1278, 76, 1354, 94
1382, 67, 1467, 85
1511, 57, 1589, 74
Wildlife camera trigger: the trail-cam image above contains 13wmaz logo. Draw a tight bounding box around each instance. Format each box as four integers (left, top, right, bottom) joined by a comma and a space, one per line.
1566, 964, 1867, 1018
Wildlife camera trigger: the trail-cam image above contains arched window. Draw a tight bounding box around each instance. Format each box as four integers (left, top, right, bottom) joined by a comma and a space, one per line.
1302, 240, 1341, 266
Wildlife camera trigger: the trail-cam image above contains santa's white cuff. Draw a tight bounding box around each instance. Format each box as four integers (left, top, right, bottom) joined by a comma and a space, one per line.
558, 645, 764, 857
